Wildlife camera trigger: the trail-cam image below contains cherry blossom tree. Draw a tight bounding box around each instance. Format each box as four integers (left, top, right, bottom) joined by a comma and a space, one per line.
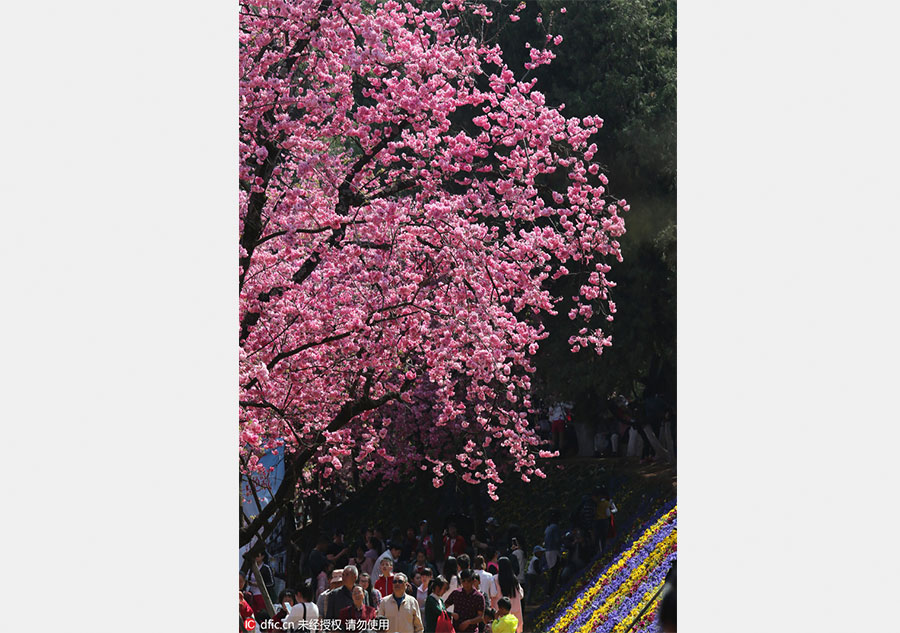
239, 0, 628, 550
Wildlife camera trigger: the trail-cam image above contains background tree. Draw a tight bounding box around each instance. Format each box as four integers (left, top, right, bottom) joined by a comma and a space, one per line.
495, 0, 677, 412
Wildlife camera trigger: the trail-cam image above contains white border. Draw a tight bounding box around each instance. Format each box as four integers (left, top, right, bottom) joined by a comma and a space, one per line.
2, 1, 236, 630
680, 1, 900, 630
4, 1, 900, 630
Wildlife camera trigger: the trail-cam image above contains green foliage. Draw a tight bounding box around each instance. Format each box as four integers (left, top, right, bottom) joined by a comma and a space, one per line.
539, 0, 676, 193
492, 0, 677, 409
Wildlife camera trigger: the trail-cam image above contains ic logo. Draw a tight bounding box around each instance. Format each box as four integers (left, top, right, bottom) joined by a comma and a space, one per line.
244, 617, 257, 631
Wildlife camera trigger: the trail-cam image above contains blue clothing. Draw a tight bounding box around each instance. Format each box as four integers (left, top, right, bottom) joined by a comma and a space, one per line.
544, 523, 561, 550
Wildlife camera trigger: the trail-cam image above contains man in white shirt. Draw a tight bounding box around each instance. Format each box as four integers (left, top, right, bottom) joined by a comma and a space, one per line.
415, 569, 432, 609
376, 572, 424, 633
472, 555, 495, 604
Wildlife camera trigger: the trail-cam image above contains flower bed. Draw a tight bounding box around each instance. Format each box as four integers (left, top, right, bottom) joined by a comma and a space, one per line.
538, 505, 676, 633
528, 491, 675, 632
627, 593, 662, 633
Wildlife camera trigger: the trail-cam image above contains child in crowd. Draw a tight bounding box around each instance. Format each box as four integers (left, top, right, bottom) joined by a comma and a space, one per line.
491, 598, 518, 633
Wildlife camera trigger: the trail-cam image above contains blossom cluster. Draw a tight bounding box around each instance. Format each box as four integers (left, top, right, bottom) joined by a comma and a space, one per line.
239, 0, 627, 507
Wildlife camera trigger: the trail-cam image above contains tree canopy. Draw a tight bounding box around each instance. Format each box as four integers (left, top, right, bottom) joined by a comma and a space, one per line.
239, 0, 633, 547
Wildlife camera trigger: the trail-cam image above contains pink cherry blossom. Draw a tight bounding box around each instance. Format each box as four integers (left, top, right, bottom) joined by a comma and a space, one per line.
239, 0, 625, 548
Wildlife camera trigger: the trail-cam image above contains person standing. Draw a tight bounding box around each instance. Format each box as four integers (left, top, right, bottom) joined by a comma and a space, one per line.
247, 551, 275, 615
423, 576, 450, 633
402, 526, 420, 564
317, 569, 343, 620
543, 511, 562, 595
373, 541, 403, 585
326, 565, 359, 621
376, 572, 424, 633
273, 588, 295, 623
489, 558, 524, 633
593, 487, 618, 552
443, 557, 461, 594
340, 585, 377, 630
472, 556, 495, 605
417, 520, 436, 564
359, 572, 382, 608
524, 547, 545, 605
415, 569, 433, 609
410, 548, 438, 579
327, 529, 351, 571
317, 561, 335, 601
485, 550, 500, 576
308, 536, 330, 585
239, 591, 255, 631
284, 580, 319, 630
490, 597, 518, 633
374, 557, 396, 598
409, 572, 423, 599
443, 524, 467, 560
471, 517, 503, 558
548, 400, 565, 453
508, 539, 526, 589
444, 569, 485, 633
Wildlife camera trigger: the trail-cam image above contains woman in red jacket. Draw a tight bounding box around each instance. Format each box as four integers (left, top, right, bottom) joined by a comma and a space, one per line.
340, 586, 377, 629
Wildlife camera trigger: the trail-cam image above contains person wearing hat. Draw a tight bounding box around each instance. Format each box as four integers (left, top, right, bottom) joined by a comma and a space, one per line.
524, 547, 546, 605
317, 568, 343, 619
326, 565, 359, 620
376, 572, 424, 633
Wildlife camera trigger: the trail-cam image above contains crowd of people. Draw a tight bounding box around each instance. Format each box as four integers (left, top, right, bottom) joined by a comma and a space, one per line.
534, 392, 675, 462
241, 486, 620, 633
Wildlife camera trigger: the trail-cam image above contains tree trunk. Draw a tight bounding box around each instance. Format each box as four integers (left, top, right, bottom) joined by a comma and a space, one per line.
251, 559, 277, 620
284, 499, 303, 589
